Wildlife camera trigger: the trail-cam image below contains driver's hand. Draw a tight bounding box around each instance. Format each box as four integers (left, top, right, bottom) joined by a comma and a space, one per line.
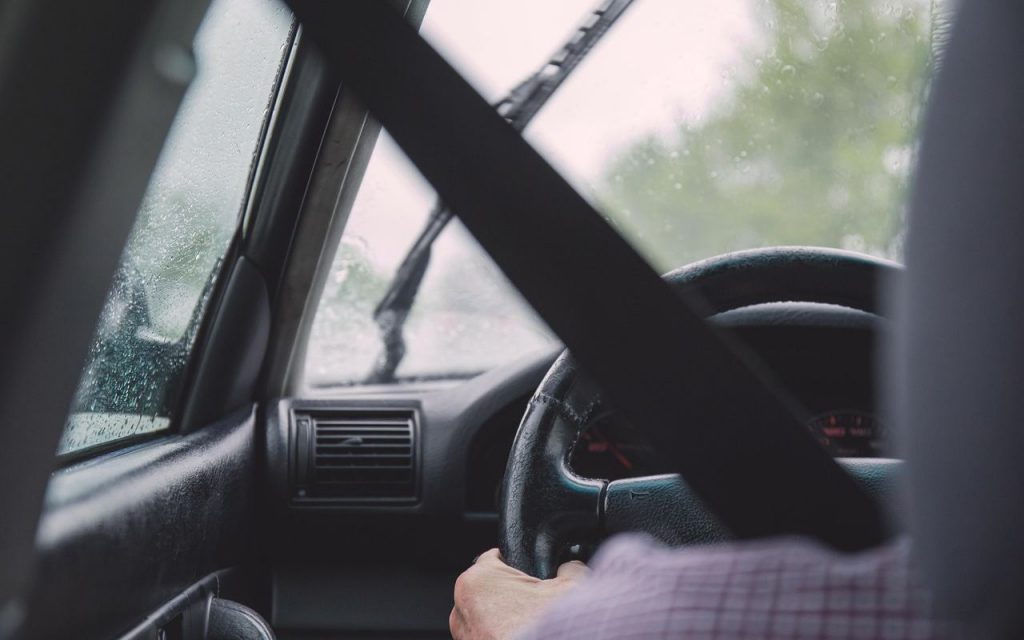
450, 548, 588, 640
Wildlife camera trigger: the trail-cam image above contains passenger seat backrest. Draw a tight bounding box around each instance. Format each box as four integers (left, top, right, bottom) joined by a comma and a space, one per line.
894, 0, 1024, 635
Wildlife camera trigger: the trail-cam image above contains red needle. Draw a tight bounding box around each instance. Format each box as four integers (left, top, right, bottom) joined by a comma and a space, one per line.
590, 426, 634, 471
606, 440, 634, 471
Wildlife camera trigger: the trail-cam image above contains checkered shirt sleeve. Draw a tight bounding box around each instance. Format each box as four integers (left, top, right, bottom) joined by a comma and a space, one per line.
518, 535, 960, 640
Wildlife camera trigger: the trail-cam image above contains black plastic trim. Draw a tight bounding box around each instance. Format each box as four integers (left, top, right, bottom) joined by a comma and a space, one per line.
23, 407, 260, 640
180, 257, 272, 432
242, 34, 338, 297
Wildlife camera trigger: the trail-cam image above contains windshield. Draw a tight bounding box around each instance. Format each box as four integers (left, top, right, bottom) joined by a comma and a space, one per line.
304, 0, 946, 388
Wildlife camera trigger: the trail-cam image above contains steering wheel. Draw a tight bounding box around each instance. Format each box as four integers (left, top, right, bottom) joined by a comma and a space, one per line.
498, 246, 901, 578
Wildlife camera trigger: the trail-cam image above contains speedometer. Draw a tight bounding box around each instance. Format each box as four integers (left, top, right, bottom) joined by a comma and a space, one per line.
806, 410, 885, 457
571, 409, 887, 481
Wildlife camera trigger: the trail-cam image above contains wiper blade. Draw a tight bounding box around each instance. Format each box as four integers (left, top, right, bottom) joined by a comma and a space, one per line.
367, 0, 636, 383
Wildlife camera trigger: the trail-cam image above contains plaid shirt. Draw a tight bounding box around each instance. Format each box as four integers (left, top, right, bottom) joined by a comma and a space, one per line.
519, 536, 960, 640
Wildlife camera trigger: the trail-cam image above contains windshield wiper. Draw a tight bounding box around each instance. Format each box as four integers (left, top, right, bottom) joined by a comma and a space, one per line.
366, 0, 636, 383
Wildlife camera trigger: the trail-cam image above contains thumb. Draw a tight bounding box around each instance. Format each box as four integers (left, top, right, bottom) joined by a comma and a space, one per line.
555, 560, 589, 581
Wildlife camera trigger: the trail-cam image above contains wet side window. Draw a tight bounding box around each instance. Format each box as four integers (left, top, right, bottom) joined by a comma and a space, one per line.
58, 0, 292, 456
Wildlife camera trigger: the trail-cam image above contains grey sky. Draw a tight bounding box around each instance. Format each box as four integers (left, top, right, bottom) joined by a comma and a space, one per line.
344, 0, 761, 272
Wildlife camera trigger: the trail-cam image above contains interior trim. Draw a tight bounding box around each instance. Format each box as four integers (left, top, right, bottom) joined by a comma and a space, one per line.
23, 407, 259, 640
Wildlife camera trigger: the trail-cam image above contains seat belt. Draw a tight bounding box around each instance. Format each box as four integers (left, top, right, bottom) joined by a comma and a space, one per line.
286, 0, 885, 550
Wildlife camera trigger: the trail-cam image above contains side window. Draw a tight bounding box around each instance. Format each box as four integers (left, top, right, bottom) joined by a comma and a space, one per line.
58, 0, 293, 456
305, 133, 558, 387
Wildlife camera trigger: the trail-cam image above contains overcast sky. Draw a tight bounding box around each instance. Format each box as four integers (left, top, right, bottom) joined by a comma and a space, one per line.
342, 0, 761, 272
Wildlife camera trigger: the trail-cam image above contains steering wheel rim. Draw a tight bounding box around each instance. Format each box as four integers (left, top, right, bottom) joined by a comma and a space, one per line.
498, 246, 900, 578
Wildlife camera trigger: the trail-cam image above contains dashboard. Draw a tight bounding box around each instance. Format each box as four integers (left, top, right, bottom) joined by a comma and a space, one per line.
465, 301, 887, 510
266, 302, 891, 635
571, 408, 884, 482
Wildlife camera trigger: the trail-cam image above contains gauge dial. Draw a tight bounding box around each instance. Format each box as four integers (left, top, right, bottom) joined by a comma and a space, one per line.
570, 417, 664, 481
570, 409, 885, 481
806, 410, 884, 457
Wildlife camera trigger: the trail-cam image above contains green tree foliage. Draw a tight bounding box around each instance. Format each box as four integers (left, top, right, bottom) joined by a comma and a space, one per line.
599, 0, 934, 272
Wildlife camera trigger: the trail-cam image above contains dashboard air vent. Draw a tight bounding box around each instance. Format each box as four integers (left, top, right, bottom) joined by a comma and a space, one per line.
291, 409, 418, 504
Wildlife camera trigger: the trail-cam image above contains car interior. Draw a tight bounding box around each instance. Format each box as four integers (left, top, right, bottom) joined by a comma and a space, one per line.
1, 0, 1022, 638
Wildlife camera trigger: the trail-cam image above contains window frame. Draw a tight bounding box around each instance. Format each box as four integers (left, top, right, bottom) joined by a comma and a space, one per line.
248, 3, 431, 399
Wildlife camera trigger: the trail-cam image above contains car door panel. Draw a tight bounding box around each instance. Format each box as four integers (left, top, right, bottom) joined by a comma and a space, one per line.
24, 407, 259, 640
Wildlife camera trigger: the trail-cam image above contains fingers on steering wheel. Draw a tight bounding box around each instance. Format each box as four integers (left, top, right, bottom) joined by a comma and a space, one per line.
474, 548, 502, 565
448, 605, 464, 638
556, 559, 589, 580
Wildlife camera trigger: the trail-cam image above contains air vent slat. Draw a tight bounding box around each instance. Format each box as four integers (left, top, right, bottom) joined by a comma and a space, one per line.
313, 468, 413, 476
315, 425, 410, 430
316, 431, 409, 435
315, 461, 412, 468
315, 452, 411, 456
316, 425, 410, 430
316, 434, 410, 441
316, 419, 410, 426
316, 450, 411, 458
315, 443, 410, 449
316, 447, 412, 453
314, 472, 413, 480
292, 409, 418, 504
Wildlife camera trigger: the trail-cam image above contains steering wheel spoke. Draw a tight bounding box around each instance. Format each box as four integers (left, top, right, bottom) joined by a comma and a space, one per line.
499, 396, 606, 579
603, 474, 728, 546
603, 459, 902, 548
